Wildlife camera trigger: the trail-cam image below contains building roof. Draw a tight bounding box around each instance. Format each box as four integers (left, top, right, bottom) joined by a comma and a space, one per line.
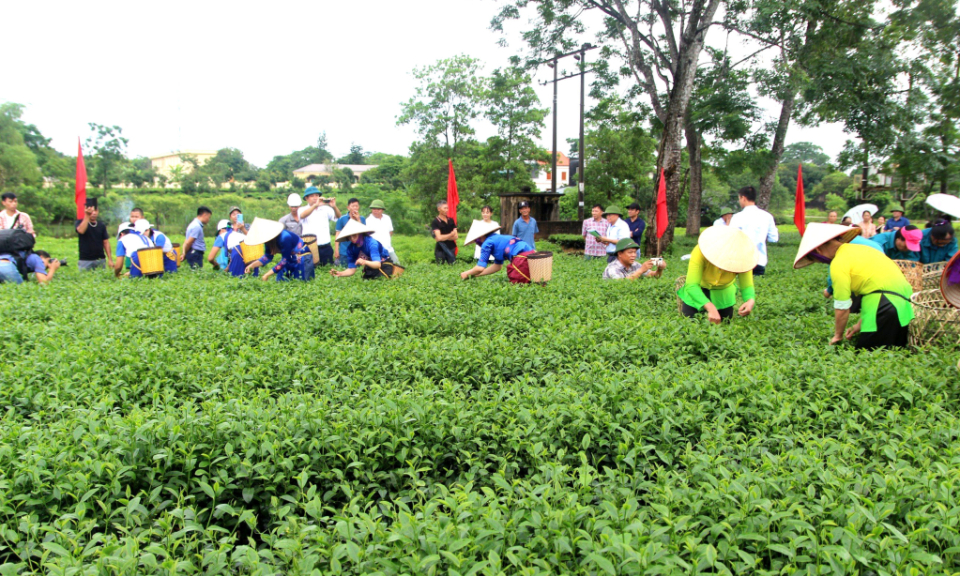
149, 150, 218, 160
536, 151, 571, 167
293, 163, 379, 174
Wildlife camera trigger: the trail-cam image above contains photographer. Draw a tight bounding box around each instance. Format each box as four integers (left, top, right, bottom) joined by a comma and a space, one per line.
76, 198, 112, 270
602, 239, 665, 280
0, 249, 60, 285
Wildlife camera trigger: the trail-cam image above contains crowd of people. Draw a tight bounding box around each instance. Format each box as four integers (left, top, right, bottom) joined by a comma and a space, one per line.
2, 184, 959, 350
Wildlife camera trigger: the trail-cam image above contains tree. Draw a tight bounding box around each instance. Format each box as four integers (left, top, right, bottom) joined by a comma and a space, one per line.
201, 148, 258, 185
85, 123, 128, 189
337, 144, 366, 165
361, 154, 409, 190
782, 142, 830, 165
582, 98, 657, 207
0, 103, 42, 189
494, 0, 724, 252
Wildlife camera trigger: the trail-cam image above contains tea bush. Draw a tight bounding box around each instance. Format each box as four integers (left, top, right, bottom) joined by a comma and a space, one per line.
2, 232, 958, 574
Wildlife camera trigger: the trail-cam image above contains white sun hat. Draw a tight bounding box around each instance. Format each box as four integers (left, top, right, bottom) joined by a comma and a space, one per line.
117, 222, 133, 238
335, 219, 376, 242
216, 219, 231, 232
463, 220, 501, 246
244, 217, 285, 246
133, 219, 151, 234
926, 194, 960, 219
793, 223, 862, 269
287, 193, 303, 207
697, 226, 759, 274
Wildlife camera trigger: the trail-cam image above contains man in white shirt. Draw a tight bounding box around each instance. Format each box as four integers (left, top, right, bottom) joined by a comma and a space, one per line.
299, 186, 340, 267
366, 199, 399, 264
597, 205, 632, 263
729, 186, 779, 275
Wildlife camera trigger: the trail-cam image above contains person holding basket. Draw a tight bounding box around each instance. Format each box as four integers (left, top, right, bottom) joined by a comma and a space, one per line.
459, 220, 536, 284
329, 220, 401, 280
243, 218, 309, 282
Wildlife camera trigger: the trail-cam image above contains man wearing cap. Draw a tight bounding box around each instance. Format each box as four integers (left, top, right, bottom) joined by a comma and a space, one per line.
713, 208, 734, 227
679, 226, 757, 324
280, 193, 304, 237
367, 199, 398, 264
920, 224, 957, 264
75, 198, 112, 270
459, 220, 535, 283
114, 221, 158, 278
729, 186, 778, 276
335, 198, 364, 266
0, 192, 36, 237
884, 204, 909, 231
581, 205, 608, 260
602, 239, 666, 280
794, 223, 913, 348
626, 203, 646, 246
511, 201, 539, 250
330, 220, 397, 279
432, 200, 458, 264
208, 219, 235, 271
244, 217, 309, 281
181, 206, 212, 268
870, 225, 922, 262
228, 206, 248, 234
596, 205, 632, 263
300, 187, 340, 270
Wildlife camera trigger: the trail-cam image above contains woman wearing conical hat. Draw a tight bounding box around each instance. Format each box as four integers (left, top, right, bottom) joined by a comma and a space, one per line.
243, 217, 309, 281
329, 219, 398, 279
679, 226, 758, 324
795, 222, 914, 348
459, 220, 535, 283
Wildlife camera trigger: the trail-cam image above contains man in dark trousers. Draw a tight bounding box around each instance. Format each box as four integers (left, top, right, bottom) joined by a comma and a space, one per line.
432, 201, 458, 264
75, 198, 112, 270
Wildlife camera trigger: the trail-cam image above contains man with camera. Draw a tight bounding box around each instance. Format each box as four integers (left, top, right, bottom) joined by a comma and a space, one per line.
0, 249, 61, 284
602, 238, 666, 280
76, 198, 112, 270
300, 186, 340, 268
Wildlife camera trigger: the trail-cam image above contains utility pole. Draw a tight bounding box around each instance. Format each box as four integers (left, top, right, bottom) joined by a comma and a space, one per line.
575, 45, 588, 220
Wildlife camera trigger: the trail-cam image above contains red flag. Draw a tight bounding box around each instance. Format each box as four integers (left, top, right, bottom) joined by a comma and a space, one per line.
447, 159, 459, 255
75, 138, 87, 219
794, 164, 806, 235
655, 167, 668, 239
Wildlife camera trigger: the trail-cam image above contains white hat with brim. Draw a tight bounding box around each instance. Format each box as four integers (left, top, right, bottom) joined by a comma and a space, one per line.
793, 223, 862, 269
287, 193, 302, 207
698, 226, 759, 274
216, 219, 231, 232
464, 220, 501, 246
117, 222, 133, 238
134, 219, 151, 234
335, 219, 376, 242
244, 217, 285, 246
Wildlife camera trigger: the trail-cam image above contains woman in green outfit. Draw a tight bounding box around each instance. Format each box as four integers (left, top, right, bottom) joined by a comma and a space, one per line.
679, 226, 758, 324
794, 223, 914, 349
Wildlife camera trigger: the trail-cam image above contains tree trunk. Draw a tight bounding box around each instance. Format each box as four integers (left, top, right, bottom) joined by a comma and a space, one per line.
861, 146, 869, 200
685, 124, 703, 236
757, 91, 795, 209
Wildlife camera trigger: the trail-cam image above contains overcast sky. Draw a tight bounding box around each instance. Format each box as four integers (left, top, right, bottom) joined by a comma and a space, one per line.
4, 0, 850, 167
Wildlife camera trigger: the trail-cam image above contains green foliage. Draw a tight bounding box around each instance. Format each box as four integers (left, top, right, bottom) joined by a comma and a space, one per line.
782, 142, 831, 166
2, 235, 959, 573
0, 103, 43, 188
825, 193, 849, 213
582, 98, 657, 206
810, 171, 854, 203
548, 233, 584, 249
84, 123, 128, 189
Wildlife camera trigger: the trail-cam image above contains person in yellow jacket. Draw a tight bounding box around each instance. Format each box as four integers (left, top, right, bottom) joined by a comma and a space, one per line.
678, 226, 757, 324
794, 223, 914, 349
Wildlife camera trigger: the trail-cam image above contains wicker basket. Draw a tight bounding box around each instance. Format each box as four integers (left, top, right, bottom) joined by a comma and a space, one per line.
526, 251, 553, 283
909, 289, 960, 348
894, 260, 922, 292
240, 241, 265, 264
172, 242, 182, 264
923, 262, 948, 290
136, 247, 165, 276
675, 275, 685, 314
302, 234, 319, 262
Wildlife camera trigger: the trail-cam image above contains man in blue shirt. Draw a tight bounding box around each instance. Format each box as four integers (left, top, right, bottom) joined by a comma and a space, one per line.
625, 202, 646, 246
511, 201, 538, 249
870, 226, 922, 261
920, 224, 958, 264
0, 249, 58, 284
334, 198, 365, 266
330, 220, 396, 280
181, 206, 212, 268
884, 204, 910, 231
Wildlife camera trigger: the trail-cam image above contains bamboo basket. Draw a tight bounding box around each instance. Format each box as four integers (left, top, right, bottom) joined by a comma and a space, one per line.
240, 242, 265, 264
136, 247, 165, 276
909, 289, 960, 348
923, 262, 948, 290
302, 234, 319, 261
675, 275, 685, 314
893, 260, 922, 292
171, 243, 181, 267
527, 251, 553, 283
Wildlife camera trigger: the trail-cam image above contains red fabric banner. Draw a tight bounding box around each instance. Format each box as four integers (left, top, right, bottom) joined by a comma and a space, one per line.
655, 167, 668, 239
794, 164, 806, 235
447, 158, 459, 255
76, 138, 87, 219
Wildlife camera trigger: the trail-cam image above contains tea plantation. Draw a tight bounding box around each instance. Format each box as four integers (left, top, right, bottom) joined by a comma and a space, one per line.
2, 231, 958, 575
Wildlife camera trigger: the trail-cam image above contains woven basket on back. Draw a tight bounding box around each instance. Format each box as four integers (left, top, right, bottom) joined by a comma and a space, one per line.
526, 251, 553, 283
136, 247, 165, 276
923, 262, 948, 290
909, 289, 960, 348
893, 260, 922, 292
675, 275, 685, 314
240, 242, 265, 264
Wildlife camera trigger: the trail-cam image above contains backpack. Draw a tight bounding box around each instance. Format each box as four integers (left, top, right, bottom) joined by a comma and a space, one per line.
0, 228, 36, 254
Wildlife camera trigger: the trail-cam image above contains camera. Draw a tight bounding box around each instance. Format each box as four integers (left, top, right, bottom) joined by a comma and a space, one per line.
58, 258, 68, 266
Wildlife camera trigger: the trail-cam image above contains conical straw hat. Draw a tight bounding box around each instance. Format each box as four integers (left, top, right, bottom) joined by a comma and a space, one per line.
940, 251, 960, 308
244, 217, 284, 246
793, 223, 861, 269
464, 220, 501, 245
335, 219, 376, 242
698, 226, 759, 273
